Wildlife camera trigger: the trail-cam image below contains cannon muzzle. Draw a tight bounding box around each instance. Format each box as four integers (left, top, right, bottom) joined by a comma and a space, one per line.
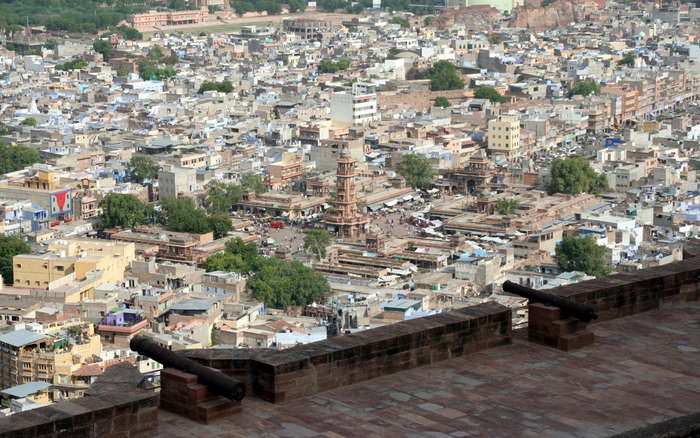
130, 336, 245, 401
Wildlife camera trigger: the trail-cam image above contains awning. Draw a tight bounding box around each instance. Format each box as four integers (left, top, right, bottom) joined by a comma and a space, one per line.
368, 203, 383, 212
402, 195, 413, 201
385, 200, 398, 207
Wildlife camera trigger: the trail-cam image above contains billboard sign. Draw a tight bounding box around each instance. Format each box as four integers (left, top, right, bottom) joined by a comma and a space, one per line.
50, 190, 72, 217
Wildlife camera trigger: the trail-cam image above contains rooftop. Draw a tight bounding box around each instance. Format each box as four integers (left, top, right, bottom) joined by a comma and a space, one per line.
156, 301, 700, 437
0, 330, 50, 348
0, 382, 52, 399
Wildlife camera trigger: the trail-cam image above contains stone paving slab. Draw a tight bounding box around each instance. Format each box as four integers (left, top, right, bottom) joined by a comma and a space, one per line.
156, 303, 700, 437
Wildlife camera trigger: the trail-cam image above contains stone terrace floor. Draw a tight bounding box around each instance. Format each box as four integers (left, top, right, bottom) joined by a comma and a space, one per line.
156, 302, 700, 438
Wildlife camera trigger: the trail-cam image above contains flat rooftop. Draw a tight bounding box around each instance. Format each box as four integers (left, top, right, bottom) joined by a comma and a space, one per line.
156, 301, 700, 437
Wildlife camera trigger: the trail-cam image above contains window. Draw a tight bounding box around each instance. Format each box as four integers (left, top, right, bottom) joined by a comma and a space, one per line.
56, 266, 64, 271
15, 264, 21, 269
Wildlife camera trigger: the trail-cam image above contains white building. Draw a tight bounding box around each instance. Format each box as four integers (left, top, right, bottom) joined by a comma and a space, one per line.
330, 83, 379, 126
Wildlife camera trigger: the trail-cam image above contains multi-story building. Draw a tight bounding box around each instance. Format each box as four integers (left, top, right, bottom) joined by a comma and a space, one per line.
282, 19, 332, 41
267, 152, 303, 189
0, 165, 73, 224
487, 115, 521, 159
0, 325, 102, 389
158, 165, 197, 200
330, 83, 379, 127
12, 239, 135, 297
127, 8, 209, 31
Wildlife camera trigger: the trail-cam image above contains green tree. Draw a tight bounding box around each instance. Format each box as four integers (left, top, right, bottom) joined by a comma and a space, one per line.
202, 251, 249, 273
240, 173, 266, 194
495, 198, 519, 215
555, 235, 611, 278
386, 47, 401, 60
396, 153, 435, 189
423, 16, 432, 26
303, 229, 331, 259
205, 181, 243, 215
474, 86, 506, 103
112, 25, 142, 41
389, 16, 410, 28
127, 155, 159, 184
93, 39, 113, 61
208, 215, 233, 239
168, 0, 188, 9
487, 34, 505, 44
0, 236, 30, 285
548, 155, 608, 195
148, 46, 165, 60
288, 0, 307, 12
99, 193, 149, 228
0, 124, 8, 136
159, 197, 211, 234
247, 258, 329, 308
425, 61, 464, 91
568, 81, 600, 98
198, 80, 234, 94
618, 51, 636, 67
434, 96, 451, 108
20, 118, 37, 127
55, 58, 87, 71
202, 237, 261, 273
0, 143, 41, 174
318, 58, 350, 74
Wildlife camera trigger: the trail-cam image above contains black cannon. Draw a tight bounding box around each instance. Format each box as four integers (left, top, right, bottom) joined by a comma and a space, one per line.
502, 280, 598, 322
130, 336, 245, 401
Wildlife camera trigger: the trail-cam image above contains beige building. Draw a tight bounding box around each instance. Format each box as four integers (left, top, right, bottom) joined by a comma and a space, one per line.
487, 115, 521, 159
0, 324, 102, 389
158, 165, 198, 199
12, 239, 135, 301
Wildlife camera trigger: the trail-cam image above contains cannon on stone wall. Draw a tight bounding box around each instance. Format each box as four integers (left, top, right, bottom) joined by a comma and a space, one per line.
130, 336, 245, 401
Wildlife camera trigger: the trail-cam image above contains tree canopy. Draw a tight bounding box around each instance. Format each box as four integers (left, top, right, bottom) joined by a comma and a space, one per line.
548, 155, 608, 195
93, 39, 113, 61
0, 143, 41, 174
618, 52, 636, 67
424, 61, 465, 91
99, 193, 151, 228
127, 155, 160, 184
0, 236, 31, 285
389, 17, 410, 28
303, 229, 331, 259
138, 59, 177, 80
201, 237, 330, 308
205, 182, 243, 215
55, 58, 87, 71
198, 80, 234, 94
247, 258, 330, 309
159, 197, 231, 238
495, 198, 519, 216
568, 81, 600, 98
434, 96, 451, 108
555, 235, 611, 278
396, 153, 436, 189
230, 0, 281, 15
288, 0, 307, 12
240, 173, 267, 194
474, 86, 507, 103
318, 59, 350, 74
21, 118, 37, 127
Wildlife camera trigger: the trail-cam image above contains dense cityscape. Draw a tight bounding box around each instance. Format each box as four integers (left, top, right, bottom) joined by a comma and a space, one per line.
0, 0, 699, 435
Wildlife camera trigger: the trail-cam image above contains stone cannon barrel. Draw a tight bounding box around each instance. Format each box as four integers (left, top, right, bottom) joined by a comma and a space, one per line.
130, 336, 245, 401
502, 280, 598, 323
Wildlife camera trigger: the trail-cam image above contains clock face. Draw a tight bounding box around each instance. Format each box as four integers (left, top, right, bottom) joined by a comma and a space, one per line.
51, 190, 72, 216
